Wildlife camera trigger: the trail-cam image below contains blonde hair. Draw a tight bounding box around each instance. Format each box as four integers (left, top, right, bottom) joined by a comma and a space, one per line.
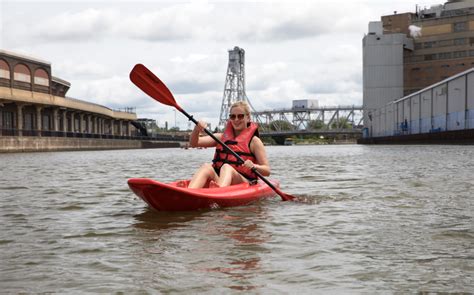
230, 101, 251, 115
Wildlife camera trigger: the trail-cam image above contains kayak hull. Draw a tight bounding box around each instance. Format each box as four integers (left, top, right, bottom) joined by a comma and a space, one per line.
128, 178, 279, 211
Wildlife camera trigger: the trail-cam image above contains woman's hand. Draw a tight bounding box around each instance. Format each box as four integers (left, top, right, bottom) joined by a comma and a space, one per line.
243, 159, 256, 170
189, 120, 221, 148
196, 120, 207, 133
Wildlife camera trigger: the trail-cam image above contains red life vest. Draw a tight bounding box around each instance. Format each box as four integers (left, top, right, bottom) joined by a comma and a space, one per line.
212, 121, 259, 180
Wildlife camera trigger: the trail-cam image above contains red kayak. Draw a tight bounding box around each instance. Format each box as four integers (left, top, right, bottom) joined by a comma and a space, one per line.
128, 178, 280, 211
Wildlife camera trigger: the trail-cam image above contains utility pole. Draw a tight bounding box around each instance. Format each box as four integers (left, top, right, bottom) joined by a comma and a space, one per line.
173, 109, 177, 130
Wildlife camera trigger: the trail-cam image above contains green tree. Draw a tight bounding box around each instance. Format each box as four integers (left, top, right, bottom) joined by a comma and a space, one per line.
269, 120, 295, 131
169, 126, 180, 132
330, 118, 351, 129
308, 119, 325, 130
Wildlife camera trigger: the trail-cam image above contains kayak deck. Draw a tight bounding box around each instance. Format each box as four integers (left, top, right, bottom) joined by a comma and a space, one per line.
128, 178, 279, 211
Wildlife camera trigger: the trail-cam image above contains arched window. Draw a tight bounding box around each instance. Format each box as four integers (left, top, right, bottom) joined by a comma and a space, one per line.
34, 68, 49, 86
14, 64, 31, 83
0, 59, 10, 79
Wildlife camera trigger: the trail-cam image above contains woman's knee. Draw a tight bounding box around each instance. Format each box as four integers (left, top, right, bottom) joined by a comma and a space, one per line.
199, 163, 217, 177
220, 163, 234, 172
199, 163, 213, 172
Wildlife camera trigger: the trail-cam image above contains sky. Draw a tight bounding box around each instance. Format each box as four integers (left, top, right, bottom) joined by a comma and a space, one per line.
0, 0, 440, 129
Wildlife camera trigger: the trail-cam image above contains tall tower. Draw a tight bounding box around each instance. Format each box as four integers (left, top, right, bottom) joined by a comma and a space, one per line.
218, 46, 254, 129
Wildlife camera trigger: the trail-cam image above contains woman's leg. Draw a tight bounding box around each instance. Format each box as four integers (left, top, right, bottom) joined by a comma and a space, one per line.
217, 163, 248, 187
188, 163, 218, 188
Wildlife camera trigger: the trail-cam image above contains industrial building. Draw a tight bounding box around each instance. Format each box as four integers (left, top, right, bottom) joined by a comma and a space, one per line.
361, 0, 474, 143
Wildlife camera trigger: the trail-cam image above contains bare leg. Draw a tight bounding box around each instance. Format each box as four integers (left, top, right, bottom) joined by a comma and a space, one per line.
188, 163, 218, 189
217, 163, 248, 187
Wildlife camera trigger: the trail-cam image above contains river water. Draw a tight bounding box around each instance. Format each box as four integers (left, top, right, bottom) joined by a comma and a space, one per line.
0, 145, 472, 293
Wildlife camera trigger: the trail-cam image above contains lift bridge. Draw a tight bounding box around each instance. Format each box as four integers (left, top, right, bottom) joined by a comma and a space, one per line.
217, 46, 363, 139
252, 105, 364, 137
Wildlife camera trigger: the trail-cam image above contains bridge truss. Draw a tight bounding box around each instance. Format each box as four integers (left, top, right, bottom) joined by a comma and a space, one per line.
252, 105, 364, 133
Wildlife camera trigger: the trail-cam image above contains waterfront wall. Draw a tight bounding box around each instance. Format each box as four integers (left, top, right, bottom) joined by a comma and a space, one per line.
0, 137, 180, 153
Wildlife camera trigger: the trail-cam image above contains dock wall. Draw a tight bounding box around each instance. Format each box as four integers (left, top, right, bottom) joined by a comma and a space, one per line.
0, 137, 180, 153
358, 128, 474, 144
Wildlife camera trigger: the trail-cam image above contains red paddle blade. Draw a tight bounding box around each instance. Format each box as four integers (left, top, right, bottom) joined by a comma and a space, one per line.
281, 193, 296, 202
275, 187, 296, 201
130, 64, 181, 110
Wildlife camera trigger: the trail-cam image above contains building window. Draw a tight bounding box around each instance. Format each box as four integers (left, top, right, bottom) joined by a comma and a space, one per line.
424, 41, 436, 48
424, 54, 437, 61
34, 68, 49, 86
454, 38, 466, 46
470, 38, 474, 45
470, 50, 474, 57
415, 43, 423, 50
438, 39, 453, 47
453, 22, 467, 32
411, 67, 421, 71
24, 112, 34, 130
453, 51, 467, 58
0, 59, 10, 79
13, 64, 31, 83
3, 111, 14, 129
409, 55, 424, 62
438, 52, 452, 59
441, 64, 450, 68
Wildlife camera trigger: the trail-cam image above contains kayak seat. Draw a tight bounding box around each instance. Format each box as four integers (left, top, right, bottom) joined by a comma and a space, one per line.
208, 180, 220, 188
176, 180, 189, 188
249, 179, 258, 186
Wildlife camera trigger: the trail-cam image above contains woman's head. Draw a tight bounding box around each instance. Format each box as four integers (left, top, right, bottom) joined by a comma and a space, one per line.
228, 101, 251, 131
229, 101, 251, 117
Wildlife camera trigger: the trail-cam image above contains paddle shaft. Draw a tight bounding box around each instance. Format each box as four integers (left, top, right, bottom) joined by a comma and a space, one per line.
180, 108, 281, 193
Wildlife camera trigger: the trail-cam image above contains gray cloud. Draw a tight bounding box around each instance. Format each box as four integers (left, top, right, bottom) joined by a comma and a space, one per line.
168, 79, 220, 95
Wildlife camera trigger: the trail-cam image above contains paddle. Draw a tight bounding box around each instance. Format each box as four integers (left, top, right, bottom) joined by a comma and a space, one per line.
130, 64, 296, 202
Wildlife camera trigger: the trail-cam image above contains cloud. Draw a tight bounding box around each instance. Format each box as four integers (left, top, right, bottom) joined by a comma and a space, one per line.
54, 61, 109, 79
117, 3, 214, 41
167, 79, 218, 95
236, 4, 332, 42
32, 9, 117, 42
69, 76, 140, 108
8, 3, 215, 45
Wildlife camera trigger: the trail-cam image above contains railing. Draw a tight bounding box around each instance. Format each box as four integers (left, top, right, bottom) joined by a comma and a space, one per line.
0, 128, 189, 142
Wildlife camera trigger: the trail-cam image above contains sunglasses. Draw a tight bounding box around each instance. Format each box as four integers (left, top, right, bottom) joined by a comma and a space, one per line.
229, 114, 246, 120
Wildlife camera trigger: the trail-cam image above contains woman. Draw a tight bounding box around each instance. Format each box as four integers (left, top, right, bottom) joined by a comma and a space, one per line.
187, 101, 270, 189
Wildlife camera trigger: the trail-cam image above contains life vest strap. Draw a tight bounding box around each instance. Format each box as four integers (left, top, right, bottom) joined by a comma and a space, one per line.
212, 158, 242, 166
215, 149, 254, 157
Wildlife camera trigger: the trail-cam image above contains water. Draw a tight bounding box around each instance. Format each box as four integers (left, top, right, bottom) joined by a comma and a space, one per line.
0, 145, 472, 293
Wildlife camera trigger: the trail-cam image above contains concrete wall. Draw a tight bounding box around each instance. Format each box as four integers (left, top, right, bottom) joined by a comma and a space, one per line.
362, 32, 413, 136
0, 137, 180, 153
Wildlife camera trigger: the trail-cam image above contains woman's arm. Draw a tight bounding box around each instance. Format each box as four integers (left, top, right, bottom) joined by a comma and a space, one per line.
247, 137, 271, 176
189, 120, 221, 148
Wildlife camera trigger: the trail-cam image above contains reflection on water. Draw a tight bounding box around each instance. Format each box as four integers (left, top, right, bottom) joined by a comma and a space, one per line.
0, 146, 473, 293
132, 205, 270, 291
133, 209, 201, 231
